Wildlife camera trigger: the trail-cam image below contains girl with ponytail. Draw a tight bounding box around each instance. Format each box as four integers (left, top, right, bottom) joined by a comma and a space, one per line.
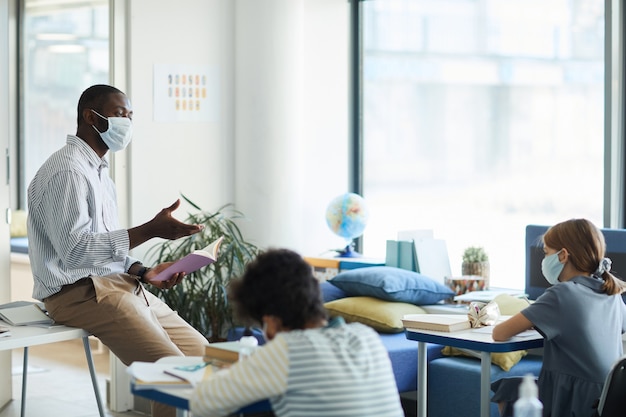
491, 219, 626, 417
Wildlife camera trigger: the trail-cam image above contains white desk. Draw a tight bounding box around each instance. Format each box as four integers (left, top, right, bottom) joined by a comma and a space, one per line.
0, 323, 105, 417
405, 325, 544, 417
130, 356, 271, 417
131, 384, 271, 417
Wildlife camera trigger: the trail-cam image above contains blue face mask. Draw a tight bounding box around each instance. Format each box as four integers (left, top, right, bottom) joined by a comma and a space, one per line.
541, 250, 564, 285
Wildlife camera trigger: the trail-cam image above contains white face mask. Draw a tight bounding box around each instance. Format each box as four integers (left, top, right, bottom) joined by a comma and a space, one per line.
541, 249, 564, 285
91, 109, 133, 152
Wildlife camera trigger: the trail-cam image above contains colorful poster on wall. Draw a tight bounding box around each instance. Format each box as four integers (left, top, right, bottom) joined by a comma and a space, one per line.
153, 64, 219, 122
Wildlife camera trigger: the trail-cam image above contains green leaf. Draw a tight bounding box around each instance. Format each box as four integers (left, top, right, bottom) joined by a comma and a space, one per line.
146, 197, 261, 342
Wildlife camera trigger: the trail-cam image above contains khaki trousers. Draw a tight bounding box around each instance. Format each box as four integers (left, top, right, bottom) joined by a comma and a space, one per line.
44, 274, 209, 417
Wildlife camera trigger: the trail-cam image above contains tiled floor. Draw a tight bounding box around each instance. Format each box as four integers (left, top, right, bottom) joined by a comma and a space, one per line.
0, 339, 145, 417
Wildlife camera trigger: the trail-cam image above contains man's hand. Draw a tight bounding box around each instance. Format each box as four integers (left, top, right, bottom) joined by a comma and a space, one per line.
143, 262, 186, 289
128, 199, 204, 249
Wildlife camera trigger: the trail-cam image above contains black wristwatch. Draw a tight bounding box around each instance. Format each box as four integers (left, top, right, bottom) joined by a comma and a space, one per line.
137, 266, 149, 283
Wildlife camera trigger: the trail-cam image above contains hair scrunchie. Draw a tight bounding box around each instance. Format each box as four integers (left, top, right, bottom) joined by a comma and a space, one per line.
596, 257, 612, 275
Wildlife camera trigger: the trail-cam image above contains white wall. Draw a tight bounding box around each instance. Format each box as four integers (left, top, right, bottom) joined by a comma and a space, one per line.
127, 0, 236, 261
235, 0, 350, 255
127, 0, 350, 262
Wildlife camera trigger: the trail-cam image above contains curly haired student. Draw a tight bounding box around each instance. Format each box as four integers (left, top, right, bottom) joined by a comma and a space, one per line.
190, 248, 404, 417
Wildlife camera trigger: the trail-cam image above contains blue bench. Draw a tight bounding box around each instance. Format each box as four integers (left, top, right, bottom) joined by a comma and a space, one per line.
11, 237, 29, 254
426, 355, 542, 417
379, 332, 444, 392
318, 281, 543, 417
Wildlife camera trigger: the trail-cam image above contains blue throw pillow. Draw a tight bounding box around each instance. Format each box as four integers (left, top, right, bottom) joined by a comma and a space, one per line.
320, 281, 348, 302
329, 266, 454, 305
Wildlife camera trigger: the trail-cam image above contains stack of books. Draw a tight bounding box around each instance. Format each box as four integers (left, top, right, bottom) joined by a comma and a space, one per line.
402, 314, 471, 332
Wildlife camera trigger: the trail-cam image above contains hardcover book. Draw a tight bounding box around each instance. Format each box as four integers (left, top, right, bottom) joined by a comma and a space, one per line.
402, 314, 471, 332
385, 240, 417, 271
203, 341, 246, 364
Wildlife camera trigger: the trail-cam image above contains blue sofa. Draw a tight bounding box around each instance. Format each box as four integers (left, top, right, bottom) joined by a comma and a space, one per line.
319, 280, 542, 417
380, 332, 445, 392
10, 237, 29, 254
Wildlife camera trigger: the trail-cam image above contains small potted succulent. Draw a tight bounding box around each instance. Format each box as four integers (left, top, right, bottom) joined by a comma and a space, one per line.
461, 246, 490, 289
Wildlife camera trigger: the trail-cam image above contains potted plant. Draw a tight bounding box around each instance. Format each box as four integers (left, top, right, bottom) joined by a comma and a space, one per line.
146, 195, 260, 342
461, 246, 490, 289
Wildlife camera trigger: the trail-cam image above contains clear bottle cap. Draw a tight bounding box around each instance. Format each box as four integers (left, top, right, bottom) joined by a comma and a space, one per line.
519, 374, 538, 398
239, 336, 258, 347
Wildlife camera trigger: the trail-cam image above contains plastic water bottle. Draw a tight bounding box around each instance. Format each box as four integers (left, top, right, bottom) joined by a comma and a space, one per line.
514, 374, 543, 417
239, 336, 258, 361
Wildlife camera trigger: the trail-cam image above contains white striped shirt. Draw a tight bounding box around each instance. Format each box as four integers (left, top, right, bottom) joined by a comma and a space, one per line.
27, 135, 138, 300
190, 320, 404, 417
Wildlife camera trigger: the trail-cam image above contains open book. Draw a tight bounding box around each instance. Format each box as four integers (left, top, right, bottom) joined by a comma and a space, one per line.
128, 356, 214, 389
151, 236, 225, 282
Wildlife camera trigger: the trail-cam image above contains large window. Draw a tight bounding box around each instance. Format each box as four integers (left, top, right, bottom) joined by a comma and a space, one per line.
20, 0, 109, 207
361, 0, 606, 288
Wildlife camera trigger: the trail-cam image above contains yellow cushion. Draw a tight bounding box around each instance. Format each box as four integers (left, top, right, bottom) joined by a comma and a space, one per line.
442, 294, 531, 371
324, 296, 427, 333
492, 293, 532, 315
441, 346, 527, 371
10, 210, 27, 238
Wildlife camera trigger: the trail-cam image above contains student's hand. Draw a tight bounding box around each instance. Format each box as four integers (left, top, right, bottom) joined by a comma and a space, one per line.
143, 262, 186, 289
492, 313, 533, 341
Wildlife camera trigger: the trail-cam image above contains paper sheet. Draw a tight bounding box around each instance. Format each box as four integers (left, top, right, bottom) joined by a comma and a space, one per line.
471, 326, 540, 339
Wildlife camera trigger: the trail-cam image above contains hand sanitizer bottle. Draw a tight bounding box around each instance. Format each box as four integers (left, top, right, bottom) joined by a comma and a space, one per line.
514, 374, 543, 417
239, 336, 258, 361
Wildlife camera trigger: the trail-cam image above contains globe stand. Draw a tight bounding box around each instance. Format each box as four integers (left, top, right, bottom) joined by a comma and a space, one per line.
334, 241, 362, 258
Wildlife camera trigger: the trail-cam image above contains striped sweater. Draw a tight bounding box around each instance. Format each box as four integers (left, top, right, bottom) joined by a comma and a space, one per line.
191, 320, 403, 417
27, 135, 137, 300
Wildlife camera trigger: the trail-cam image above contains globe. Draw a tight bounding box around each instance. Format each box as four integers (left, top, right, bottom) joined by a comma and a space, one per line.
325, 192, 369, 257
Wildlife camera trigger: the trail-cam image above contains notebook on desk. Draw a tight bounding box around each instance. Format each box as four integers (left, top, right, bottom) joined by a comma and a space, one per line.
0, 302, 54, 326
453, 289, 527, 303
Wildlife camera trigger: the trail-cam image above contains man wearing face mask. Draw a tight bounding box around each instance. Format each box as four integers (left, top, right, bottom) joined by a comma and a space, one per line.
27, 84, 209, 417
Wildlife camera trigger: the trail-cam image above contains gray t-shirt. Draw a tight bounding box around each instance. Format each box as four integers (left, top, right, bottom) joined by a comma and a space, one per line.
522, 275, 626, 417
